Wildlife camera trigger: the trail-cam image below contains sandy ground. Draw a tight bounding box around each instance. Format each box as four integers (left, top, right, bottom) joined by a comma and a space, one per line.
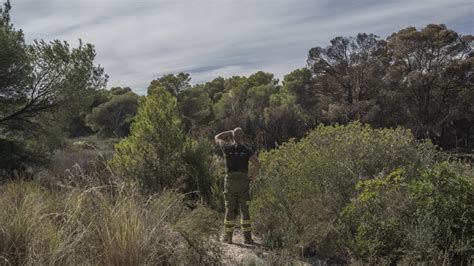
219, 230, 326, 265
220, 230, 268, 265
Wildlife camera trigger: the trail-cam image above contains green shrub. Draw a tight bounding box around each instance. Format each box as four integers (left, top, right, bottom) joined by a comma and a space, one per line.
180, 138, 221, 204
407, 162, 473, 264
341, 169, 412, 264
342, 162, 474, 264
251, 122, 443, 260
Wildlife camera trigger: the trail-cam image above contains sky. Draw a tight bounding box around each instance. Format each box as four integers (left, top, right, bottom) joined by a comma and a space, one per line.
9, 0, 474, 94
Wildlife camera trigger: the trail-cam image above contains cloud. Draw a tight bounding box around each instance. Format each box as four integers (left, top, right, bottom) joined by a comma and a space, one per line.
9, 0, 473, 94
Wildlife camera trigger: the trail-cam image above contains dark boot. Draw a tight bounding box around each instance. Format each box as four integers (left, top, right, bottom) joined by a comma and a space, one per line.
243, 231, 255, 244
223, 232, 233, 244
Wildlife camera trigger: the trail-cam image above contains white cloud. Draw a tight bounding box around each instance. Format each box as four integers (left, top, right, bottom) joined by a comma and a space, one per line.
9, 0, 473, 94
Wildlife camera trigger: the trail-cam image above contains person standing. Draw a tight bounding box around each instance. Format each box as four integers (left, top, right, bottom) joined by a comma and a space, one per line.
214, 127, 260, 244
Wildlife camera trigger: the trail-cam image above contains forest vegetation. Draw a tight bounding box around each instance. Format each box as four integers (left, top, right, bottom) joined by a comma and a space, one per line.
1, 1, 473, 264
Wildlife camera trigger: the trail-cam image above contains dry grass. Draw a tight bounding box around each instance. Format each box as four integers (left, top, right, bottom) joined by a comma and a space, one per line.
0, 180, 222, 265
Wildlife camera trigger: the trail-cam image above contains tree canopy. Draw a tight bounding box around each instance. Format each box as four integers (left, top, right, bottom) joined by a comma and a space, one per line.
0, 1, 108, 173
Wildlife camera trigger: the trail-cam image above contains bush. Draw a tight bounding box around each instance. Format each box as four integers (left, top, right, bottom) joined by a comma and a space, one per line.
342, 162, 474, 264
0, 180, 222, 265
180, 138, 221, 204
250, 122, 444, 260
0, 137, 47, 180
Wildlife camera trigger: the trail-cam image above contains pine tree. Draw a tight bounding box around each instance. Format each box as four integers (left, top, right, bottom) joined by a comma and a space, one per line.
110, 86, 185, 193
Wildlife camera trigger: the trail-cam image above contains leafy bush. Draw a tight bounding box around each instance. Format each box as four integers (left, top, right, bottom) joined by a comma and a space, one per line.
250, 122, 444, 260
0, 137, 48, 180
342, 162, 474, 264
0, 180, 222, 265
180, 138, 221, 204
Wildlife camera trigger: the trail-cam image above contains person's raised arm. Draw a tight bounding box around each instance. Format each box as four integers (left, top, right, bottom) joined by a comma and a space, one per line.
248, 155, 260, 182
214, 130, 234, 146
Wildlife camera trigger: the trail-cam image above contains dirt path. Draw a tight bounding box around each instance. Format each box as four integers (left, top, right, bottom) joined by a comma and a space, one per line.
220, 230, 268, 265
219, 231, 322, 265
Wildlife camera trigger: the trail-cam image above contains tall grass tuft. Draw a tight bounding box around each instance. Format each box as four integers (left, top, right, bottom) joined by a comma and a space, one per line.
0, 180, 222, 265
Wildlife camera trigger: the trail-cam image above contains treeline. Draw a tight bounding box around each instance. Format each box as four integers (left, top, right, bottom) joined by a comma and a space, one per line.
130, 24, 474, 153
1, 0, 473, 176
145, 24, 473, 153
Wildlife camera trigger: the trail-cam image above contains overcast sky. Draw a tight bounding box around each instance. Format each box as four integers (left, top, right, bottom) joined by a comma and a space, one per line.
9, 0, 473, 94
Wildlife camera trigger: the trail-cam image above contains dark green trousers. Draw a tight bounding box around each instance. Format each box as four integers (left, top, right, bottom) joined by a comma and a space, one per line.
223, 172, 252, 234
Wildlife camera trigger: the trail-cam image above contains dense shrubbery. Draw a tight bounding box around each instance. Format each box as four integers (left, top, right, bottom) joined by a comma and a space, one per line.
0, 135, 56, 180
0, 180, 222, 265
342, 163, 474, 264
0, 138, 38, 179
250, 122, 473, 263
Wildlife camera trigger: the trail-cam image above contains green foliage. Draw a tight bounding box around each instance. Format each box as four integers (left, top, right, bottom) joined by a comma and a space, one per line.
342, 163, 474, 264
202, 77, 225, 103
68, 87, 136, 138
0, 138, 43, 179
2, 9, 473, 264
263, 94, 308, 147
148, 72, 191, 96
110, 86, 219, 204
252, 122, 473, 263
109, 86, 132, 96
86, 91, 139, 137
178, 86, 212, 131
250, 123, 443, 259
173, 205, 222, 264
341, 170, 410, 264
146, 25, 472, 153
1, 38, 108, 132
110, 86, 185, 193
0, 1, 30, 116
211, 72, 282, 148
180, 138, 220, 203
282, 68, 318, 113
261, 69, 317, 147
0, 2, 107, 173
